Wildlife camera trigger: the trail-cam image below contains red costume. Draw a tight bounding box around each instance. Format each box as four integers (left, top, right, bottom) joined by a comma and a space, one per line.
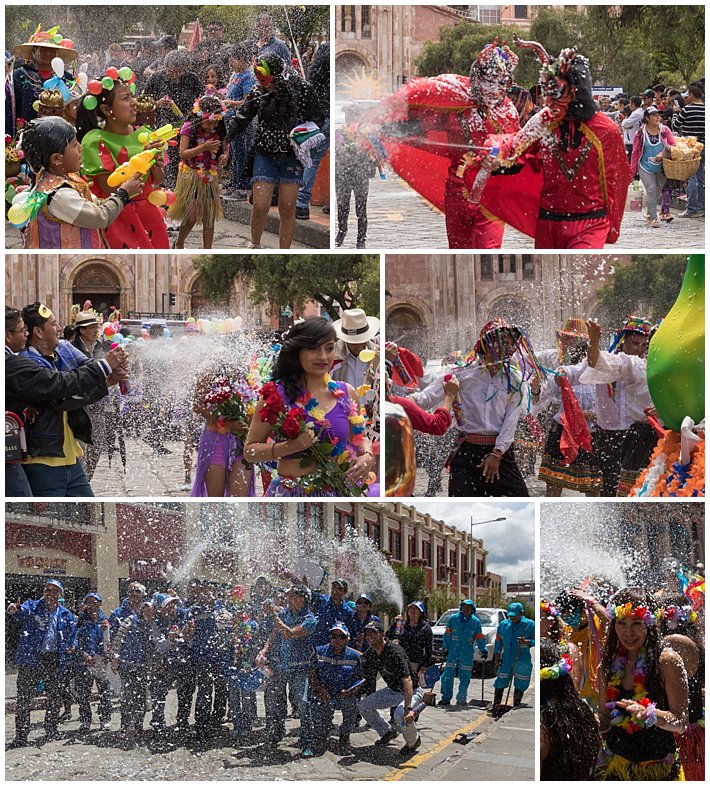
388, 395, 452, 436
366, 42, 523, 249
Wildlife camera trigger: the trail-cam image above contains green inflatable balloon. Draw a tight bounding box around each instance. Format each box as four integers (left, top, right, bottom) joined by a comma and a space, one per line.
646, 254, 705, 431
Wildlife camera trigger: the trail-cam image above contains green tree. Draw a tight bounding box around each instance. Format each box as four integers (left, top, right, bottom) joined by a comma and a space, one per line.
426, 587, 460, 620
595, 255, 688, 327
193, 254, 380, 320
391, 564, 426, 608
476, 586, 507, 609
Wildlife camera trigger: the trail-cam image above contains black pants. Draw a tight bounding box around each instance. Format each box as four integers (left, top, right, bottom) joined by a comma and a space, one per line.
74, 664, 112, 725
336, 175, 369, 241
194, 662, 228, 732
118, 664, 148, 732
594, 428, 627, 496
15, 654, 62, 740
153, 661, 196, 728
448, 442, 529, 497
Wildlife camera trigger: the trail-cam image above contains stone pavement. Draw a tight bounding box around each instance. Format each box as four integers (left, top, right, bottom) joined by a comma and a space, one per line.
342, 170, 705, 250
4, 671, 533, 781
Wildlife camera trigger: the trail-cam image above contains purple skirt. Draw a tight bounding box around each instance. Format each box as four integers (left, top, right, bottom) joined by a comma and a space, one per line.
190, 428, 255, 497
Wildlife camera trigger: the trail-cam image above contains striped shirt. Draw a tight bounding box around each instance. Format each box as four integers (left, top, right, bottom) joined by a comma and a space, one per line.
672, 101, 705, 142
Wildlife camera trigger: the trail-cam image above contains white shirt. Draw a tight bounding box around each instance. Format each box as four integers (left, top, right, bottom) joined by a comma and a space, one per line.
412, 361, 527, 453
338, 350, 368, 390
535, 360, 598, 428
579, 351, 654, 428
621, 107, 644, 144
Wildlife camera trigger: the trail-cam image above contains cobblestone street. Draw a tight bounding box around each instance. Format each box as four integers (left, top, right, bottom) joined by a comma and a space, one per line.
342, 171, 705, 251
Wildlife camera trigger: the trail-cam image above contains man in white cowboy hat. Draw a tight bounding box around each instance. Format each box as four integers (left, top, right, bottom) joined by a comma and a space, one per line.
11, 24, 78, 128
330, 308, 380, 390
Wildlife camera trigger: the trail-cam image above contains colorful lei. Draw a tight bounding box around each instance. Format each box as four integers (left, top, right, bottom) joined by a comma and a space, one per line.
540, 654, 572, 680
608, 602, 656, 625
540, 601, 560, 618
605, 648, 658, 733
655, 604, 698, 629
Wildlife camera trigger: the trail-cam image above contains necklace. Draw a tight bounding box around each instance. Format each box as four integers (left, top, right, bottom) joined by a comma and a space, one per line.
605, 647, 657, 733
295, 373, 344, 425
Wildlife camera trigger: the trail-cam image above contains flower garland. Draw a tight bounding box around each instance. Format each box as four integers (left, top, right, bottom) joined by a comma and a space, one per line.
540, 654, 572, 680
605, 648, 657, 733
656, 604, 698, 629
540, 601, 560, 618
630, 431, 705, 498
607, 602, 656, 625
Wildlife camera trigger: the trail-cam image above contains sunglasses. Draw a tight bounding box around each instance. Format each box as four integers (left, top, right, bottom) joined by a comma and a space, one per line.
329, 633, 347, 639
356, 600, 370, 606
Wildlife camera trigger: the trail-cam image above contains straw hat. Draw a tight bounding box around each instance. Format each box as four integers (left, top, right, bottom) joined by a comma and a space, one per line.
74, 310, 99, 329
332, 308, 380, 344
14, 24, 78, 63
555, 317, 589, 341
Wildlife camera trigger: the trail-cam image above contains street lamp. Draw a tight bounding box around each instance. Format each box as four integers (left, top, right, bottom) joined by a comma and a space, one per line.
469, 516, 506, 604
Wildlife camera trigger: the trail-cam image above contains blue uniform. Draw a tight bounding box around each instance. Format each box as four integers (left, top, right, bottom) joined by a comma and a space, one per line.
311, 593, 353, 646
13, 598, 76, 670
493, 616, 535, 692
347, 612, 381, 652
310, 643, 364, 743
440, 611, 487, 703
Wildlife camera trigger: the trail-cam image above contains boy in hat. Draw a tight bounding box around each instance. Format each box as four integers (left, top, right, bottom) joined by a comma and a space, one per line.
330, 309, 381, 390
411, 317, 544, 496
7, 579, 76, 746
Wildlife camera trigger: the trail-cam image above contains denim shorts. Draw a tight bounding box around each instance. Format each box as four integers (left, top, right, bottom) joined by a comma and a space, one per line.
252, 150, 304, 185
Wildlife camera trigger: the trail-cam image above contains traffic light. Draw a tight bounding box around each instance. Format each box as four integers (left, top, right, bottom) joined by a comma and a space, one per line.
169, 293, 176, 306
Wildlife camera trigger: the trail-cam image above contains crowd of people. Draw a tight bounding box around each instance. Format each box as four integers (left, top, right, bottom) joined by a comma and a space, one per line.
540, 563, 705, 780
5, 13, 329, 249
385, 308, 690, 498
6, 574, 533, 758
341, 37, 703, 249
6, 304, 381, 499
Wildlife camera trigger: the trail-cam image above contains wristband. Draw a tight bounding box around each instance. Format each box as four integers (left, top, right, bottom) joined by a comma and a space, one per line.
114, 188, 131, 205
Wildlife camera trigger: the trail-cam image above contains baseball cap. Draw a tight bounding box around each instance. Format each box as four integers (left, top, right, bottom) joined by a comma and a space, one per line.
408, 600, 426, 615
364, 619, 385, 633
83, 592, 102, 603
356, 593, 372, 605
507, 602, 524, 617
331, 578, 349, 592
329, 622, 350, 637
461, 599, 476, 609
45, 579, 64, 592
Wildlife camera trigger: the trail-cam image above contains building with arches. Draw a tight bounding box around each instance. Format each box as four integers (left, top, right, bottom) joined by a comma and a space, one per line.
385, 253, 631, 359
5, 254, 274, 328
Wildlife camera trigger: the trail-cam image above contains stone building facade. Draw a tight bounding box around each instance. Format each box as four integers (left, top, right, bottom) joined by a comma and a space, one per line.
385, 253, 631, 359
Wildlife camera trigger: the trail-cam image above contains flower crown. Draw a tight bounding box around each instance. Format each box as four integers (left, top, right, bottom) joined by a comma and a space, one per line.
540, 601, 559, 618
191, 97, 224, 121
656, 604, 698, 629
608, 602, 656, 625
540, 655, 573, 680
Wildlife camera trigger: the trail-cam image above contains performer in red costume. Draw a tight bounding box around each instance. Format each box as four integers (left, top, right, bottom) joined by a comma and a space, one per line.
465, 39, 631, 249
365, 40, 522, 248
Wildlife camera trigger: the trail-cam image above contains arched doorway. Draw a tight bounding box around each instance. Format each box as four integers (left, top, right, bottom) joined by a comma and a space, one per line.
72, 263, 121, 322
335, 51, 371, 93
190, 276, 228, 318
387, 305, 427, 359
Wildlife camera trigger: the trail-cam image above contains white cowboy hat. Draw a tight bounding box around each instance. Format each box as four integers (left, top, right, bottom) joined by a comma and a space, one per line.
332, 308, 380, 344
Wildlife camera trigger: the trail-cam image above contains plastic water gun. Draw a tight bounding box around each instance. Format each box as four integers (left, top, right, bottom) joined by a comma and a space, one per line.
107, 149, 159, 188
7, 189, 50, 228
162, 95, 183, 117
137, 124, 179, 147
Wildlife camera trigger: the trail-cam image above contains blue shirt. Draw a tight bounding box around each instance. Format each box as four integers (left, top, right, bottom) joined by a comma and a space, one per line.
277, 608, 317, 672
311, 593, 354, 646
41, 608, 60, 652
254, 35, 291, 64
227, 69, 256, 102
311, 643, 363, 695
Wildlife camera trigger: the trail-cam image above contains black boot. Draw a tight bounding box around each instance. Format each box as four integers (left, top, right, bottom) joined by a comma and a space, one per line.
335, 230, 346, 247
487, 688, 504, 715
513, 689, 524, 707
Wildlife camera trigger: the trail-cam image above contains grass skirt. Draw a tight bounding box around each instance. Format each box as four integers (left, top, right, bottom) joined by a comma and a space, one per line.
595, 747, 685, 780
168, 163, 223, 226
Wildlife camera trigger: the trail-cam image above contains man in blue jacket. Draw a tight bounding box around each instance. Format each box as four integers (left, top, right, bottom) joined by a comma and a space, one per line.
310, 623, 364, 754
489, 602, 535, 714
8, 579, 76, 746
347, 593, 381, 653
71, 592, 113, 732
310, 578, 354, 646
440, 599, 488, 706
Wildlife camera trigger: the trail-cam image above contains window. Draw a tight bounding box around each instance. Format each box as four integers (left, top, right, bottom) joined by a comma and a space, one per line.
341, 5, 356, 33
478, 6, 501, 25
334, 510, 355, 541
422, 539, 432, 565
366, 520, 381, 547
390, 529, 402, 561
509, 256, 516, 273
409, 533, 417, 559
514, 5, 528, 20
523, 257, 535, 280
480, 255, 493, 279
361, 6, 372, 38
437, 544, 445, 567
460, 553, 468, 575
498, 255, 505, 274
449, 550, 456, 567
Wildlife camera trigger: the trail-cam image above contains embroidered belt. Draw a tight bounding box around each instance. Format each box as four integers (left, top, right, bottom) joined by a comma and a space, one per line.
538, 208, 607, 221
457, 433, 497, 445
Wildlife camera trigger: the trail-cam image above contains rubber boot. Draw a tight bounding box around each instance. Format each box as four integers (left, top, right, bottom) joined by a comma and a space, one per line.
513, 689, 524, 707
487, 688, 504, 715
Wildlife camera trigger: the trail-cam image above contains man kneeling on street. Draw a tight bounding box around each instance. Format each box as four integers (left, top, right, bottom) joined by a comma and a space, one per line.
356, 620, 423, 755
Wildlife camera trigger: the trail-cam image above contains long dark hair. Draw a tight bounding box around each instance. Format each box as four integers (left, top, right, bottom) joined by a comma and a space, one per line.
76, 79, 132, 142
540, 637, 600, 780
271, 317, 336, 403
602, 587, 665, 706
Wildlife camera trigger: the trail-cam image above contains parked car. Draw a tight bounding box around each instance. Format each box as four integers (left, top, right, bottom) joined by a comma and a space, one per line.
432, 607, 508, 674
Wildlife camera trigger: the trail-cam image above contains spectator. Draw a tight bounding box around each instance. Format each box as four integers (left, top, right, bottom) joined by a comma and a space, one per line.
621, 96, 644, 161
144, 34, 178, 80
653, 83, 666, 109
630, 107, 676, 227
223, 43, 256, 201
253, 13, 291, 62
642, 88, 655, 109
673, 82, 705, 218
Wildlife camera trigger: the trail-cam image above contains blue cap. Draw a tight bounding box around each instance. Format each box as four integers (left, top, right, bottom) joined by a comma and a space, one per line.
461, 599, 476, 608
329, 622, 350, 637
408, 600, 426, 614
45, 579, 64, 592
507, 602, 524, 617
152, 592, 169, 607
83, 592, 102, 603
332, 578, 349, 592
356, 593, 372, 605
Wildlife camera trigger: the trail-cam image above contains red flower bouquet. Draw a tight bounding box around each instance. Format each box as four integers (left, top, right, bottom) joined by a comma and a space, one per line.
204, 376, 257, 436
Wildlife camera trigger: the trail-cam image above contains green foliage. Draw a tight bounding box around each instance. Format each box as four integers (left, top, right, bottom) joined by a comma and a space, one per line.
476, 586, 507, 609
193, 254, 380, 321
426, 586, 461, 620
595, 255, 688, 327
391, 564, 426, 608
415, 6, 704, 96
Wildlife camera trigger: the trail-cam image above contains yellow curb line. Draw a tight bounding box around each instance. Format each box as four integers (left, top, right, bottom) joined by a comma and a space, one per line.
383, 710, 491, 781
